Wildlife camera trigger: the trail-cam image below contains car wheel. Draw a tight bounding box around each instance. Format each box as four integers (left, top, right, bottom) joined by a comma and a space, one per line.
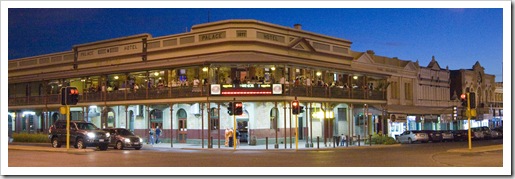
134, 147, 141, 150
408, 138, 412, 144
76, 138, 86, 149
52, 137, 61, 148
116, 141, 124, 150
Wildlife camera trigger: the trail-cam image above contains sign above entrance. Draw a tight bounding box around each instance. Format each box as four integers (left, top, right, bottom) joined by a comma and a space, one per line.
210, 84, 283, 96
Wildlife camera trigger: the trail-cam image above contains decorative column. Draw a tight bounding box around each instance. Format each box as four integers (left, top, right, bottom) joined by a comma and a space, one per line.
125, 105, 129, 129
283, 101, 287, 149
170, 103, 174, 148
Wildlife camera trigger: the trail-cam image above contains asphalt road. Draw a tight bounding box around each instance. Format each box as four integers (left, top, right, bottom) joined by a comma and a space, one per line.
8, 139, 503, 168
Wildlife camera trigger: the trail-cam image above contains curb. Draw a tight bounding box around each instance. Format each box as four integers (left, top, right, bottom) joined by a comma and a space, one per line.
446, 144, 503, 153
9, 145, 95, 153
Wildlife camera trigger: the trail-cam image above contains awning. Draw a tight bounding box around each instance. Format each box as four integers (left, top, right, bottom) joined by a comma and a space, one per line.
375, 105, 454, 115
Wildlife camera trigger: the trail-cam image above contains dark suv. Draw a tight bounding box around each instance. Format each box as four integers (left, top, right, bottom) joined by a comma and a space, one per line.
48, 120, 110, 150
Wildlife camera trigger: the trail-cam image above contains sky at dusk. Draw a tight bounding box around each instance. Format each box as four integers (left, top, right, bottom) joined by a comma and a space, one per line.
5, 4, 506, 82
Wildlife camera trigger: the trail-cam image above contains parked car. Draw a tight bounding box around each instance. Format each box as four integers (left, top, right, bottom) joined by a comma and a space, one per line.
395, 130, 429, 144
440, 130, 454, 142
421, 130, 443, 143
470, 128, 485, 140
492, 127, 503, 138
48, 120, 110, 150
451, 130, 468, 141
103, 128, 143, 150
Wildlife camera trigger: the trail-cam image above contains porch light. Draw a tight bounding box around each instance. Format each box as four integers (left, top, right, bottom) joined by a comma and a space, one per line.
154, 72, 159, 76
353, 76, 358, 80
271, 66, 275, 71
316, 72, 322, 76
202, 67, 208, 72
114, 76, 119, 80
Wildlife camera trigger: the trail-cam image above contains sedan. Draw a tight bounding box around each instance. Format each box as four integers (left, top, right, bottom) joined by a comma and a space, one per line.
440, 131, 454, 142
421, 130, 443, 143
103, 128, 143, 150
395, 130, 429, 144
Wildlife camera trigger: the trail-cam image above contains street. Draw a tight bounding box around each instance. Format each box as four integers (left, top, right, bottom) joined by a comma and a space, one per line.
8, 139, 503, 167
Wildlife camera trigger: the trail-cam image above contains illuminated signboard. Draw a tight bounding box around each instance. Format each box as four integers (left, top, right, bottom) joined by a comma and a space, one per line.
210, 84, 282, 96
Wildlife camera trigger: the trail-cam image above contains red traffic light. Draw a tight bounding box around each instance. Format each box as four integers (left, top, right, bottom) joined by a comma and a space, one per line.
292, 100, 299, 106
460, 94, 466, 100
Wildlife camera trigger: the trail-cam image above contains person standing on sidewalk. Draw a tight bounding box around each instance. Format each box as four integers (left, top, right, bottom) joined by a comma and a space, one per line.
149, 127, 155, 145
155, 126, 162, 144
340, 134, 346, 147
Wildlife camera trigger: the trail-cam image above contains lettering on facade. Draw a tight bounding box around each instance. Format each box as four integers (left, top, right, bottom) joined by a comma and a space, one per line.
124, 44, 138, 51
80, 51, 94, 57
257, 32, 285, 43
199, 32, 226, 41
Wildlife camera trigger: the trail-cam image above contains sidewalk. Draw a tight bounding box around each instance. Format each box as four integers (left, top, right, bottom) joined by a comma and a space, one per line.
8, 141, 503, 153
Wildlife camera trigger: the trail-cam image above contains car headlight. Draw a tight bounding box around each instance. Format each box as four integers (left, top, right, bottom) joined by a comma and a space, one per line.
87, 132, 95, 138
105, 133, 110, 137
139, 138, 143, 143
124, 138, 131, 143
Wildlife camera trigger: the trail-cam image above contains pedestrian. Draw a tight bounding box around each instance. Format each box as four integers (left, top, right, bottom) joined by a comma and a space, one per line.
224, 128, 230, 147
236, 129, 241, 148
340, 134, 346, 147
148, 127, 155, 145
155, 126, 161, 144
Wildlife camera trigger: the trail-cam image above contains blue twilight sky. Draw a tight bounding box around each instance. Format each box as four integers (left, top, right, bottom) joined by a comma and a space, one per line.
7, 8, 504, 81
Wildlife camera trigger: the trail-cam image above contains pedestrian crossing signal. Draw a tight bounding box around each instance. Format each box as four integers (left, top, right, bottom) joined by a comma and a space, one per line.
234, 102, 243, 115
292, 100, 300, 114
61, 87, 79, 105
228, 102, 234, 116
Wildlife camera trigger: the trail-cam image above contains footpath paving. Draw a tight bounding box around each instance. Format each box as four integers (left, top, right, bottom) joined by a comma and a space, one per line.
7, 141, 503, 153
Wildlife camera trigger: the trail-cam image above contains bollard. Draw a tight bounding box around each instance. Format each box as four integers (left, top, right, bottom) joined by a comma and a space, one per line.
333, 136, 336, 148
369, 135, 372, 146
266, 137, 268, 150
317, 136, 320, 149
358, 135, 360, 146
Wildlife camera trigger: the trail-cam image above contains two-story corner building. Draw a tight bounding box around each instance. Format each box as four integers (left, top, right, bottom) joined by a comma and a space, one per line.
8, 19, 389, 148
450, 61, 497, 129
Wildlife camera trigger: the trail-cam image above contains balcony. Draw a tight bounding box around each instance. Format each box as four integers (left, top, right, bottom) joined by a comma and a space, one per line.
8, 84, 386, 107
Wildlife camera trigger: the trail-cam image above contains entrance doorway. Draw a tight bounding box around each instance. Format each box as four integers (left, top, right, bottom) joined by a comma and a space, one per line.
177, 109, 187, 143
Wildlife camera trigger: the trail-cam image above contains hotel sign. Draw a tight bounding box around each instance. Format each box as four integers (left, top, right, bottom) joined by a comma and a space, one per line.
210, 84, 283, 96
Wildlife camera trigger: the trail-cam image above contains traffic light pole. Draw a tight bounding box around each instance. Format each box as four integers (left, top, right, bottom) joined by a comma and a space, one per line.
467, 92, 472, 150
233, 98, 237, 150
66, 105, 70, 150
295, 114, 298, 151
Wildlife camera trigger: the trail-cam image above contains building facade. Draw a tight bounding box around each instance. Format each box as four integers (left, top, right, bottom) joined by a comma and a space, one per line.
8, 20, 390, 147
450, 61, 497, 129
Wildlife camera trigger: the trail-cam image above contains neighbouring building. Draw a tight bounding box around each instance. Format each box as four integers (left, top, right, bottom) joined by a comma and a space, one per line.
450, 61, 497, 129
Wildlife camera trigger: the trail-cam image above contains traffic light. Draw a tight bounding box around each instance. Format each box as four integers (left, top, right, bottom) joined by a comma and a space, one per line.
227, 102, 233, 116
234, 102, 243, 115
460, 93, 467, 107
61, 87, 79, 105
292, 100, 300, 114
469, 92, 476, 109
